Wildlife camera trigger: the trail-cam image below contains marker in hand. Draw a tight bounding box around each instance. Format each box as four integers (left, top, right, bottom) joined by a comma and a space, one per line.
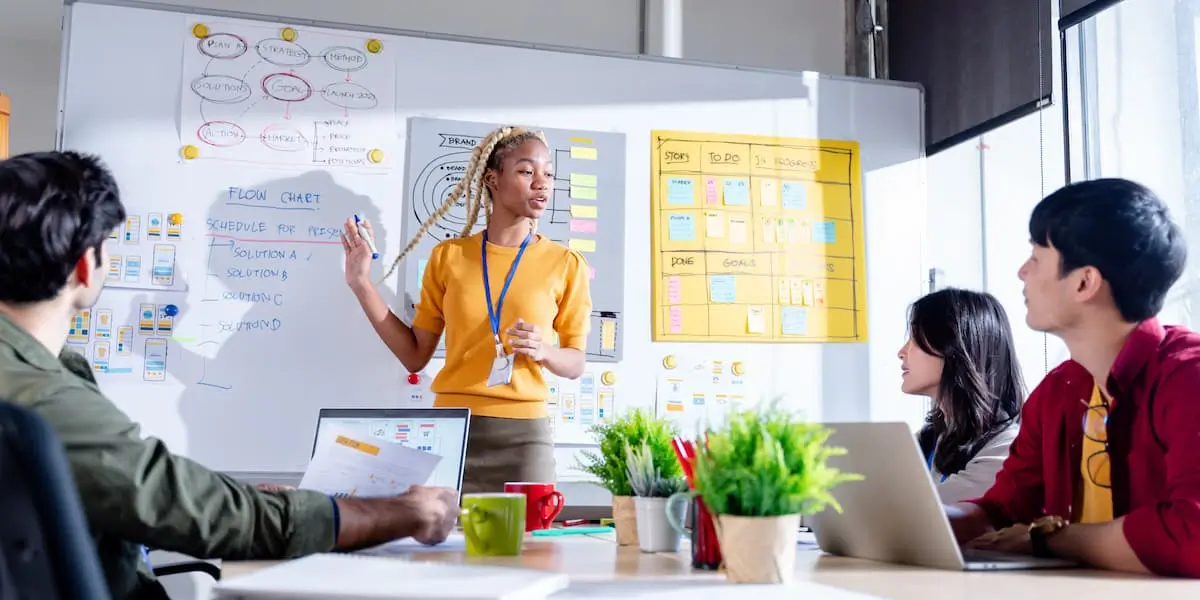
353, 213, 379, 260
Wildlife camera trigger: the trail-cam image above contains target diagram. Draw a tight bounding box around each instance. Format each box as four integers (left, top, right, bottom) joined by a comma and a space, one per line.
408, 136, 485, 242
178, 21, 395, 170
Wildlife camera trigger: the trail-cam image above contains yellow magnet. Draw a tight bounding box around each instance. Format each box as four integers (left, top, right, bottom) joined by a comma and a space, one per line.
180, 145, 199, 160
601, 371, 616, 386
662, 355, 677, 370
367, 148, 385, 164
366, 39, 383, 54
167, 213, 183, 226
191, 23, 209, 38
731, 361, 745, 376
280, 27, 298, 42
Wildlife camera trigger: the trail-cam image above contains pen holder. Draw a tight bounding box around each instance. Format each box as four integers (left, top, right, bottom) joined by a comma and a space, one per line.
665, 493, 721, 569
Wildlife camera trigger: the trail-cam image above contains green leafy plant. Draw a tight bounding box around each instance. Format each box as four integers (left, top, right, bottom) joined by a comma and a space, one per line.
575, 409, 682, 496
692, 400, 862, 517
625, 440, 689, 498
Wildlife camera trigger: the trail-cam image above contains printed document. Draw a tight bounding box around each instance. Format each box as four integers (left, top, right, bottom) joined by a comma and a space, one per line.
300, 428, 442, 498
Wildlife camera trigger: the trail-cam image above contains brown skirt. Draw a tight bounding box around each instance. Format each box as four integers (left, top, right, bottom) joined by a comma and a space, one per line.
462, 415, 557, 494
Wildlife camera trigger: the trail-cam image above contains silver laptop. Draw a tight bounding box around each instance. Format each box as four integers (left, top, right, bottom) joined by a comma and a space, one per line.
809, 421, 1076, 571
311, 408, 471, 492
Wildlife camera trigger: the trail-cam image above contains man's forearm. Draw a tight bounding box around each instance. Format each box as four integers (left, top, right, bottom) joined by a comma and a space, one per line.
945, 502, 995, 544
1048, 517, 1149, 574
332, 497, 416, 551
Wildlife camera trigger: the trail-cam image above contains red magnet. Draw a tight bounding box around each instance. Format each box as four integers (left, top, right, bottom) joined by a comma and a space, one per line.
407, 373, 420, 385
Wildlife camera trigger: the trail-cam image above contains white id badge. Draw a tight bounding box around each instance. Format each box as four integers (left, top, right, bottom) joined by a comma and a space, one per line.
487, 353, 514, 387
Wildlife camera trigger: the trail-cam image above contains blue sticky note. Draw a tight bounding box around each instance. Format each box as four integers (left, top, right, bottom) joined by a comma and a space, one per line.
417, 259, 428, 285
723, 178, 750, 206
667, 178, 695, 205
668, 213, 695, 241
812, 221, 836, 244
708, 275, 736, 303
781, 307, 808, 335
781, 182, 807, 210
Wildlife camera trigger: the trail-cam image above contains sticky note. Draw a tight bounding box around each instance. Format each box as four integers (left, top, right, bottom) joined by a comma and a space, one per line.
571, 204, 597, 218
569, 238, 596, 253
570, 173, 597, 187
570, 219, 597, 233
705, 177, 719, 204
791, 279, 805, 305
723, 178, 750, 206
728, 217, 747, 245
761, 218, 775, 243
667, 178, 695, 205
781, 182, 807, 210
708, 275, 736, 303
667, 276, 682, 304
570, 136, 593, 145
747, 306, 765, 334
760, 179, 778, 206
777, 279, 791, 304
668, 213, 695, 241
570, 146, 598, 160
668, 306, 683, 333
571, 186, 597, 200
705, 212, 724, 238
782, 307, 808, 336
813, 221, 837, 244
588, 266, 596, 280
600, 319, 616, 351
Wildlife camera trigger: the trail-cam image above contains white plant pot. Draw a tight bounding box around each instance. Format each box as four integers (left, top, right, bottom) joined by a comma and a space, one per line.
633, 496, 681, 553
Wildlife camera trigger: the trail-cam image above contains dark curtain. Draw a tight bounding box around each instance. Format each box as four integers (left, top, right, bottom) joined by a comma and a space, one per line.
887, 1, 1053, 155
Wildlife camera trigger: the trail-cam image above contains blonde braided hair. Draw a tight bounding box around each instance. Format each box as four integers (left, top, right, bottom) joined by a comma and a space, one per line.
380, 126, 548, 283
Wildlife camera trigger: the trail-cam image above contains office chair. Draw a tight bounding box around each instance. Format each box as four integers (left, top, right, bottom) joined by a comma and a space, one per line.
0, 401, 110, 600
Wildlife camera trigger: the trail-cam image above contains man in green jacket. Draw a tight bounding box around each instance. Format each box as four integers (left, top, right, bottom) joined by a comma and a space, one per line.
0, 151, 461, 599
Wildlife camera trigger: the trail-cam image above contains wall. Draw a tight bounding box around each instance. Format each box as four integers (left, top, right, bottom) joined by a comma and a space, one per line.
0, 0, 845, 155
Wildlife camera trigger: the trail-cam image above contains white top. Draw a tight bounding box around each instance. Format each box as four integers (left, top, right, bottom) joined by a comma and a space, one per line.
928, 423, 1019, 504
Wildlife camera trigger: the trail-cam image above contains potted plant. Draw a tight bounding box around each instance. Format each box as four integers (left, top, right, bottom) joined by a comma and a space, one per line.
691, 401, 860, 584
576, 409, 681, 546
625, 440, 688, 553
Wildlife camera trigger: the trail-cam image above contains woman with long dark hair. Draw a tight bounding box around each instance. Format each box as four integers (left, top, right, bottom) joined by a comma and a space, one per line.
898, 288, 1026, 503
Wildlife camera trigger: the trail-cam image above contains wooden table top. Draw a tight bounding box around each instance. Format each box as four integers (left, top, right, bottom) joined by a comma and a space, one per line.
219, 532, 1198, 599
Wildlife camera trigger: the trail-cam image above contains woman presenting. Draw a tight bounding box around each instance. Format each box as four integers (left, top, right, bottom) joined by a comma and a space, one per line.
341, 126, 592, 493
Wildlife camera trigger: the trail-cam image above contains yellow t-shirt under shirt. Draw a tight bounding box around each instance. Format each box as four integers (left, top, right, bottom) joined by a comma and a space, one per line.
411, 232, 592, 419
1078, 384, 1113, 524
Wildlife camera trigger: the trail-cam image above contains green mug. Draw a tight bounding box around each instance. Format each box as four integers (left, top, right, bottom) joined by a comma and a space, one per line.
460, 492, 526, 557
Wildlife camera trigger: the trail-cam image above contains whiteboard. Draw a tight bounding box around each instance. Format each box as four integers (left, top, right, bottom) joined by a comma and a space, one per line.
59, 0, 927, 476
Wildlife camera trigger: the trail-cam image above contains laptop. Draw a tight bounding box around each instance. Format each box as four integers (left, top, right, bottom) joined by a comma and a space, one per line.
312, 408, 470, 492
809, 421, 1076, 571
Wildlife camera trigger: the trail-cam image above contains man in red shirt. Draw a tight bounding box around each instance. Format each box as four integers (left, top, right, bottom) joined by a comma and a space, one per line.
946, 178, 1200, 577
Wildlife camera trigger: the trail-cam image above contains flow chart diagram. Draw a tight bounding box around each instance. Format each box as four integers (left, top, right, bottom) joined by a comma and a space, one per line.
179, 21, 395, 170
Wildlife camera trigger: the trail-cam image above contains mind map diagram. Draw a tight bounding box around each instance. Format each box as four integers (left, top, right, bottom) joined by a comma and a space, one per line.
179, 21, 396, 170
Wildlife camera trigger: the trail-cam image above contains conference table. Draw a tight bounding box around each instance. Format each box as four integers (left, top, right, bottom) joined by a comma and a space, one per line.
220, 532, 1197, 599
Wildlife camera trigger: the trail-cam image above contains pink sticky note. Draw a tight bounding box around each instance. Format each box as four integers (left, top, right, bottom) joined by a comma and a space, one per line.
667, 276, 681, 304
705, 177, 719, 204
668, 306, 683, 333
570, 219, 598, 234
588, 266, 596, 280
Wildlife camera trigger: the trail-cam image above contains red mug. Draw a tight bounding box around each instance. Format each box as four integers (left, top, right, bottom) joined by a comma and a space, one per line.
504, 482, 565, 531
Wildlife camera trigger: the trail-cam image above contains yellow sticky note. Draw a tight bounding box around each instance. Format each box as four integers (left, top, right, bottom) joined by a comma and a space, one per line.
571, 186, 598, 200
600, 319, 616, 350
569, 136, 593, 145
569, 238, 596, 252
760, 179, 778, 206
570, 146, 598, 160
705, 212, 724, 238
747, 306, 766, 334
570, 173, 597, 187
791, 279, 806, 306
729, 217, 747, 245
570, 205, 597, 218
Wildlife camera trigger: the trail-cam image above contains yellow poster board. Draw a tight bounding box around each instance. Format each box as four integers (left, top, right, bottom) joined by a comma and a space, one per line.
649, 130, 867, 343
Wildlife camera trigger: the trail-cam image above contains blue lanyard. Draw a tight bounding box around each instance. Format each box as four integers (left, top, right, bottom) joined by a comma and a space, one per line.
927, 441, 949, 483
482, 231, 531, 348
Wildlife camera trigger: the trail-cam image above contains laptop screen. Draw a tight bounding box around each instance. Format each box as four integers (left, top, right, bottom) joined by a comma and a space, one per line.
312, 409, 469, 491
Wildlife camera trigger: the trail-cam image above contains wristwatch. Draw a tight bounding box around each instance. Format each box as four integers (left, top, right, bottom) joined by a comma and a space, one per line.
1028, 515, 1069, 558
